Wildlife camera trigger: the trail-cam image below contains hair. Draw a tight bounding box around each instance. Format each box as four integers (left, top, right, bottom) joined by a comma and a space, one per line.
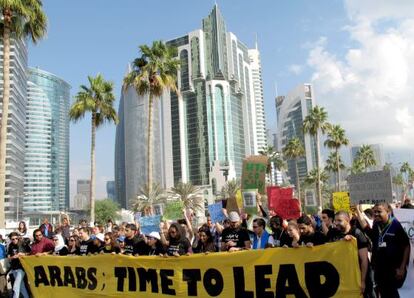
107, 219, 113, 224
68, 235, 80, 251
287, 221, 299, 230
322, 209, 335, 220
79, 227, 90, 235
32, 228, 42, 238
363, 208, 374, 218
18, 221, 27, 233
269, 215, 283, 227
104, 232, 118, 248
297, 215, 312, 226
54, 227, 62, 234
335, 211, 350, 221
96, 224, 104, 233
253, 218, 266, 228
9, 232, 19, 239
125, 223, 137, 231
198, 226, 213, 243
112, 225, 120, 233
168, 223, 184, 241
374, 202, 393, 213
177, 219, 186, 225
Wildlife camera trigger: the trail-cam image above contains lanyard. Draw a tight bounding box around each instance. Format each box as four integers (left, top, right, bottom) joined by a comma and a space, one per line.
378, 218, 393, 244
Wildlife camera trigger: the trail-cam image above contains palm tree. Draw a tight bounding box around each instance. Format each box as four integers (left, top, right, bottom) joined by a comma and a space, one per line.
0, 0, 47, 228
259, 146, 286, 186
283, 138, 305, 204
124, 40, 180, 194
303, 106, 330, 210
400, 162, 413, 196
324, 125, 349, 191
305, 168, 330, 207
350, 158, 365, 175
392, 173, 405, 201
170, 182, 203, 218
325, 151, 345, 189
355, 145, 376, 172
130, 183, 167, 215
221, 179, 241, 215
69, 74, 118, 223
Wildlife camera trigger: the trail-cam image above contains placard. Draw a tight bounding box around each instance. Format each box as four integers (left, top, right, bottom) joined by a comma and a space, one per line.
332, 192, 351, 212
348, 170, 392, 204
241, 155, 268, 194
138, 215, 161, 235
207, 202, 226, 223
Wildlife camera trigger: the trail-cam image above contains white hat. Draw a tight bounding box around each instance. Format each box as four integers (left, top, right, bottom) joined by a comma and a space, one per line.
228, 211, 240, 222
96, 233, 105, 242
148, 231, 161, 240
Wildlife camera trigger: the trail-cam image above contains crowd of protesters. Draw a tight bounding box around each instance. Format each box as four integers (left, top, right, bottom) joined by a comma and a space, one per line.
0, 198, 412, 298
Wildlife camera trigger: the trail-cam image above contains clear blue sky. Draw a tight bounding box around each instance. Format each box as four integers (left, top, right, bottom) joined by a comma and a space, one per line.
29, 0, 414, 199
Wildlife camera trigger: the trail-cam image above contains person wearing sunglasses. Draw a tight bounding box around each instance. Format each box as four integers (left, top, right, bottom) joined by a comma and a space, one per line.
100, 232, 120, 254
52, 234, 68, 256
67, 235, 80, 255
7, 232, 30, 298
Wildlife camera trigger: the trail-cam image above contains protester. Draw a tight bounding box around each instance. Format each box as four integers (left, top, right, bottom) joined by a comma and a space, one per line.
30, 229, 54, 256
7, 232, 30, 298
328, 211, 373, 297
145, 232, 165, 256
285, 221, 300, 248
117, 236, 126, 254
252, 218, 273, 249
100, 232, 120, 254
321, 209, 335, 235
61, 217, 71, 243
206, 215, 222, 251
78, 227, 99, 255
193, 226, 216, 253
0, 237, 7, 297
106, 219, 114, 232
39, 218, 53, 239
165, 223, 192, 256
268, 215, 290, 247
52, 234, 69, 256
17, 221, 29, 239
67, 235, 80, 255
221, 211, 251, 251
356, 202, 410, 298
297, 215, 327, 246
123, 224, 147, 256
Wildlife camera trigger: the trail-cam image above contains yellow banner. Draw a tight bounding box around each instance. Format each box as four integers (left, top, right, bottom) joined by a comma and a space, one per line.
333, 192, 351, 213
21, 240, 361, 298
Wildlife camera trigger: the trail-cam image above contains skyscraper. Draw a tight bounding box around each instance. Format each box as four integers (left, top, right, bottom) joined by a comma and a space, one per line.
77, 179, 91, 202
115, 5, 266, 207
275, 84, 317, 187
106, 181, 115, 201
0, 38, 28, 220
24, 68, 70, 213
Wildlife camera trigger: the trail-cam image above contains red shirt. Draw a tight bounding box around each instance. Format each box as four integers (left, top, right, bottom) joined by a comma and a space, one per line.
30, 237, 54, 255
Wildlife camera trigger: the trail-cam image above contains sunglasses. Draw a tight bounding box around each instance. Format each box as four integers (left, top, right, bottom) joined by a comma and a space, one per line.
104, 238, 110, 241
69, 239, 75, 242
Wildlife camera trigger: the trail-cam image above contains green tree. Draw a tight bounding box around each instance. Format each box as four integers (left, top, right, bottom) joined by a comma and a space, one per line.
170, 182, 204, 218
304, 168, 330, 196
303, 106, 330, 210
259, 146, 286, 186
0, 0, 47, 228
124, 40, 180, 195
383, 162, 392, 172
324, 124, 349, 191
393, 173, 405, 200
69, 74, 118, 223
350, 158, 364, 175
130, 183, 167, 215
283, 138, 305, 204
400, 162, 413, 196
325, 151, 345, 190
355, 145, 376, 172
95, 199, 121, 224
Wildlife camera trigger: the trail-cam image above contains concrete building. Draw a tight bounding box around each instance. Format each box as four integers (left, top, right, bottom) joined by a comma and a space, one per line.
24, 68, 70, 213
275, 83, 317, 187
0, 38, 28, 220
77, 179, 90, 202
106, 181, 115, 201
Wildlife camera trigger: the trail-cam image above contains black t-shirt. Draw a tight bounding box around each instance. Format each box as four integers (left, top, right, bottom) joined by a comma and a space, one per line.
123, 236, 148, 255
221, 227, 250, 250
54, 246, 69, 256
271, 229, 291, 247
7, 243, 30, 270
167, 238, 191, 256
327, 227, 369, 250
100, 245, 121, 254
78, 238, 99, 255
147, 243, 165, 256
299, 231, 327, 246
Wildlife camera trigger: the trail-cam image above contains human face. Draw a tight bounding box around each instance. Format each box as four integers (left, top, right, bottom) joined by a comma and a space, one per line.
104, 236, 111, 243
79, 230, 88, 241
230, 221, 239, 229
334, 215, 349, 232
11, 236, 19, 243
53, 238, 59, 246
125, 228, 134, 239
321, 214, 332, 226
34, 232, 43, 241
287, 225, 299, 239
373, 205, 389, 223
199, 231, 208, 243
169, 227, 178, 239
298, 223, 312, 236
207, 218, 212, 227
69, 238, 75, 246
253, 223, 263, 235
19, 222, 25, 229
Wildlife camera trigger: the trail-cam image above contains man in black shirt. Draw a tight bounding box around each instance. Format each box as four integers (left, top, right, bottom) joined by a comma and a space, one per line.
269, 215, 290, 247
221, 212, 251, 251
78, 227, 99, 255
328, 211, 371, 297
297, 215, 327, 246
321, 208, 335, 235
7, 232, 30, 298
123, 224, 147, 255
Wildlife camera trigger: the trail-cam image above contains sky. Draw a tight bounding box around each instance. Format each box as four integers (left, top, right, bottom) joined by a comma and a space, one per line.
28, 0, 414, 200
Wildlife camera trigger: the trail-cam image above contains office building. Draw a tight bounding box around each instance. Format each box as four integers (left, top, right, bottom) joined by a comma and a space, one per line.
77, 179, 91, 202
106, 181, 115, 200
275, 83, 317, 187
24, 68, 70, 213
0, 38, 28, 220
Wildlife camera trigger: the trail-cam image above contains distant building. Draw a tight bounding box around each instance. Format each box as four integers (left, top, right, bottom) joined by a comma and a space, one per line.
72, 193, 88, 211
275, 84, 317, 187
351, 144, 385, 171
77, 180, 91, 202
106, 181, 115, 200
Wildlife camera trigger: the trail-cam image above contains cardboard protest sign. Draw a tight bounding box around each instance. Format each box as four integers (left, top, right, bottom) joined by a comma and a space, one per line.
241, 155, 268, 194
138, 215, 161, 235
242, 190, 257, 215
332, 192, 351, 212
207, 203, 226, 223
267, 186, 293, 210
21, 240, 362, 298
235, 190, 243, 209
275, 198, 301, 219
163, 201, 184, 220
393, 209, 414, 297
348, 170, 392, 204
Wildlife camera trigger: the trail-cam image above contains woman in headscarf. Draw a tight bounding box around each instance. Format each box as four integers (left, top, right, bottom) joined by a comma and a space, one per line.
52, 234, 68, 256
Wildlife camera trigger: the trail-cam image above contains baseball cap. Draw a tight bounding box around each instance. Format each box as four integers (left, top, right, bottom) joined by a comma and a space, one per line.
148, 231, 161, 240
228, 211, 240, 222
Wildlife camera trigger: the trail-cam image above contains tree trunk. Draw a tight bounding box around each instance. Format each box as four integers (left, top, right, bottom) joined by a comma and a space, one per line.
0, 23, 11, 228
295, 159, 303, 210
147, 94, 153, 195
90, 113, 96, 223
336, 148, 340, 192
315, 132, 322, 211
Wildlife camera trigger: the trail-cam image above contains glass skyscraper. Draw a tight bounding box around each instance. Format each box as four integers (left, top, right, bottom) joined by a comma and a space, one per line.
0, 38, 28, 220
24, 68, 70, 212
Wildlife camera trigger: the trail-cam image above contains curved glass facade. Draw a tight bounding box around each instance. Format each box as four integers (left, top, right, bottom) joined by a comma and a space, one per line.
24, 68, 70, 212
